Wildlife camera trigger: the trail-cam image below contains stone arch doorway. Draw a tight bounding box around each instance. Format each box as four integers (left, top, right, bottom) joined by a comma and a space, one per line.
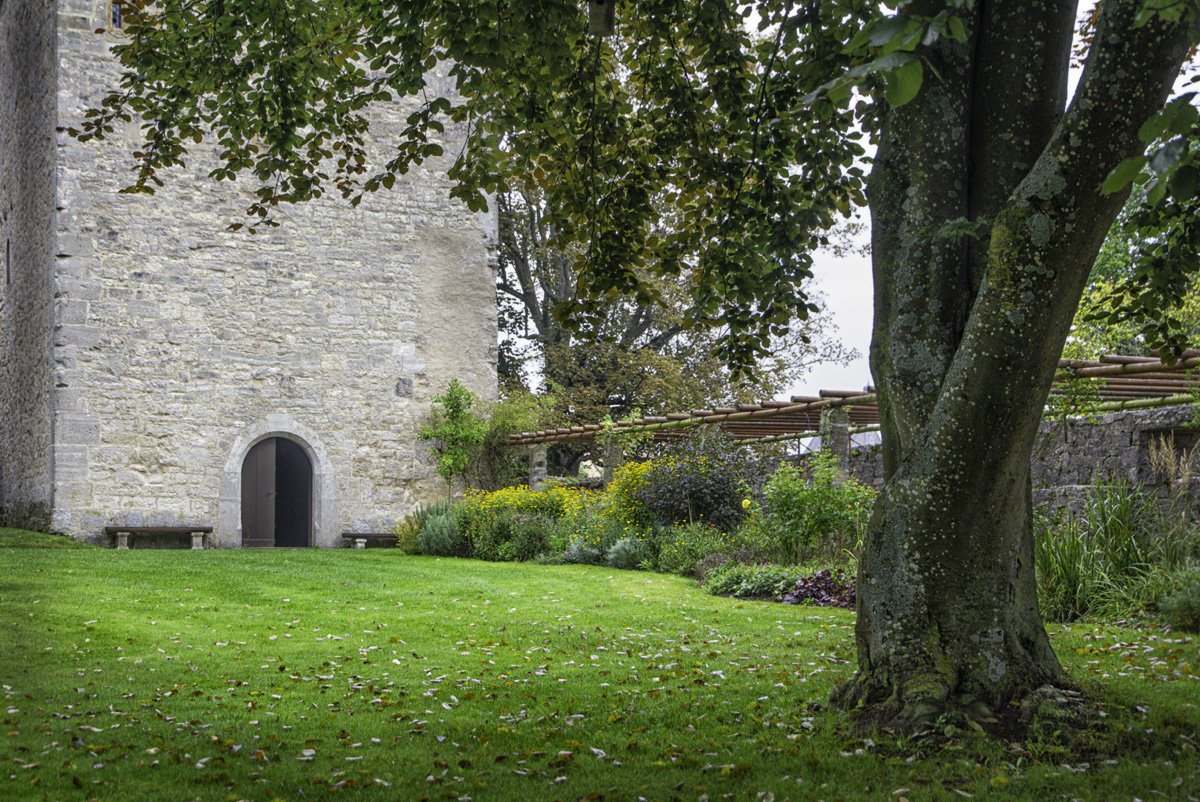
218, 415, 338, 548
240, 437, 313, 548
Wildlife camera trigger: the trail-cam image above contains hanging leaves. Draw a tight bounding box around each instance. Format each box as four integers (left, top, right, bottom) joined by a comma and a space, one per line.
72, 0, 875, 378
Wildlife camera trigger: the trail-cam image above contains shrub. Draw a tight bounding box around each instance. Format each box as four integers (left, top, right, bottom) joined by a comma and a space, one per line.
606, 536, 651, 570
564, 532, 606, 565
1110, 562, 1200, 617
636, 435, 749, 531
392, 516, 421, 554
781, 568, 856, 609
418, 514, 468, 557
510, 519, 551, 561
464, 390, 555, 491
392, 499, 457, 554
414, 499, 456, 526
471, 513, 514, 562
418, 379, 488, 497
1035, 512, 1107, 622
451, 484, 591, 558
543, 516, 579, 554
1161, 578, 1200, 632
600, 460, 656, 529
693, 552, 733, 582
462, 483, 589, 520
656, 522, 740, 576
703, 563, 807, 598
728, 511, 788, 566
473, 512, 552, 562
1034, 478, 1200, 621
1084, 478, 1155, 577
761, 452, 875, 564
558, 512, 639, 564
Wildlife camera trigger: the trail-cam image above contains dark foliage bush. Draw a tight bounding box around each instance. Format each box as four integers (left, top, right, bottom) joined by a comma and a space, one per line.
636, 434, 749, 531
781, 568, 856, 609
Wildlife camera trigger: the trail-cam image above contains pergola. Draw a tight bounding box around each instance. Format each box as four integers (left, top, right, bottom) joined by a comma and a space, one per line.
504, 353, 1200, 448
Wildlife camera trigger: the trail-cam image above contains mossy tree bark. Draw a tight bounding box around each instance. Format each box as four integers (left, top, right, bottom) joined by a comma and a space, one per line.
832, 0, 1194, 728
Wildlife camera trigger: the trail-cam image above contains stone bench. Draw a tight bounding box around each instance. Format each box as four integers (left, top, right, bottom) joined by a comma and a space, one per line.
104, 526, 213, 550
340, 532, 398, 549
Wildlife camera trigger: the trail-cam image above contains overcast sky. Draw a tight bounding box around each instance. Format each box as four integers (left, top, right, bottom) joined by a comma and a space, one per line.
788, 236, 874, 399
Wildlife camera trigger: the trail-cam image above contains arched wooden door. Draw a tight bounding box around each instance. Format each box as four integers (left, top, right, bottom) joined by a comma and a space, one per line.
241, 437, 313, 548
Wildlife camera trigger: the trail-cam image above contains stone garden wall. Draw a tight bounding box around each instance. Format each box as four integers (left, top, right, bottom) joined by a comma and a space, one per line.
840, 405, 1198, 509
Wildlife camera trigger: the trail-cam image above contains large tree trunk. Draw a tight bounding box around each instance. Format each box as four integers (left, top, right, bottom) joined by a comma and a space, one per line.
833, 0, 1193, 728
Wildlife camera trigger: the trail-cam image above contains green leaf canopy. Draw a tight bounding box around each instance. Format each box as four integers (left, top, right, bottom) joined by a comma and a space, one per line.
80, 0, 881, 376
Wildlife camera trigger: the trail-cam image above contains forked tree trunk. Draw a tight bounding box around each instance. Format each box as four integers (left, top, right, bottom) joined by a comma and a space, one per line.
832, 0, 1193, 728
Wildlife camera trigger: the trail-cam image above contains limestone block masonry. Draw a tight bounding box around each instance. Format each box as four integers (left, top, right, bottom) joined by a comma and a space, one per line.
0, 0, 57, 530
0, 2, 499, 546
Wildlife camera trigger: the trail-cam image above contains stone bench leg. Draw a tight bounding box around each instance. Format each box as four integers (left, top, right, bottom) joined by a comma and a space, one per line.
191, 532, 205, 550
354, 538, 367, 549
115, 532, 130, 550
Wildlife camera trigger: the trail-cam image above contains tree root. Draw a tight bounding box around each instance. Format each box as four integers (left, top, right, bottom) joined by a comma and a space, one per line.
833, 671, 1082, 735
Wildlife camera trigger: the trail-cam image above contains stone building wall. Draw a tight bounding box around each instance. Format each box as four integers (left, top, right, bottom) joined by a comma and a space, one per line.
0, 0, 57, 530
7, 1, 499, 543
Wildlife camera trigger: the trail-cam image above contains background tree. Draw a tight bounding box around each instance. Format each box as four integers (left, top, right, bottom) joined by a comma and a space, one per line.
79, 0, 1200, 729
1064, 195, 1200, 360
496, 189, 858, 473
460, 388, 560, 492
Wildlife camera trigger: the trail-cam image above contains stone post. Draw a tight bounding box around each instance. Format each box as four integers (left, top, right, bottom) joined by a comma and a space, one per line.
819, 407, 851, 485
530, 444, 548, 491
602, 436, 624, 486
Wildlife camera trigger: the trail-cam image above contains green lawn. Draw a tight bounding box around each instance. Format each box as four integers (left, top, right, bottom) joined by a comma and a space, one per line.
1, 528, 1197, 801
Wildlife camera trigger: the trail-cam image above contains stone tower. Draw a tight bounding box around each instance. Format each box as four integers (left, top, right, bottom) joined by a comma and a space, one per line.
0, 1, 498, 546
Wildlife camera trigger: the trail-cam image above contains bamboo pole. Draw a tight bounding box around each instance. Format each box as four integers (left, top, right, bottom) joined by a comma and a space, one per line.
504, 392, 877, 445
1086, 393, 1196, 413
1059, 357, 1200, 378
731, 425, 883, 446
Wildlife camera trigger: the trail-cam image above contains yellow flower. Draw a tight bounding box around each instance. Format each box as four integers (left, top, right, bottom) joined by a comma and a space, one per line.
742, 499, 751, 509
